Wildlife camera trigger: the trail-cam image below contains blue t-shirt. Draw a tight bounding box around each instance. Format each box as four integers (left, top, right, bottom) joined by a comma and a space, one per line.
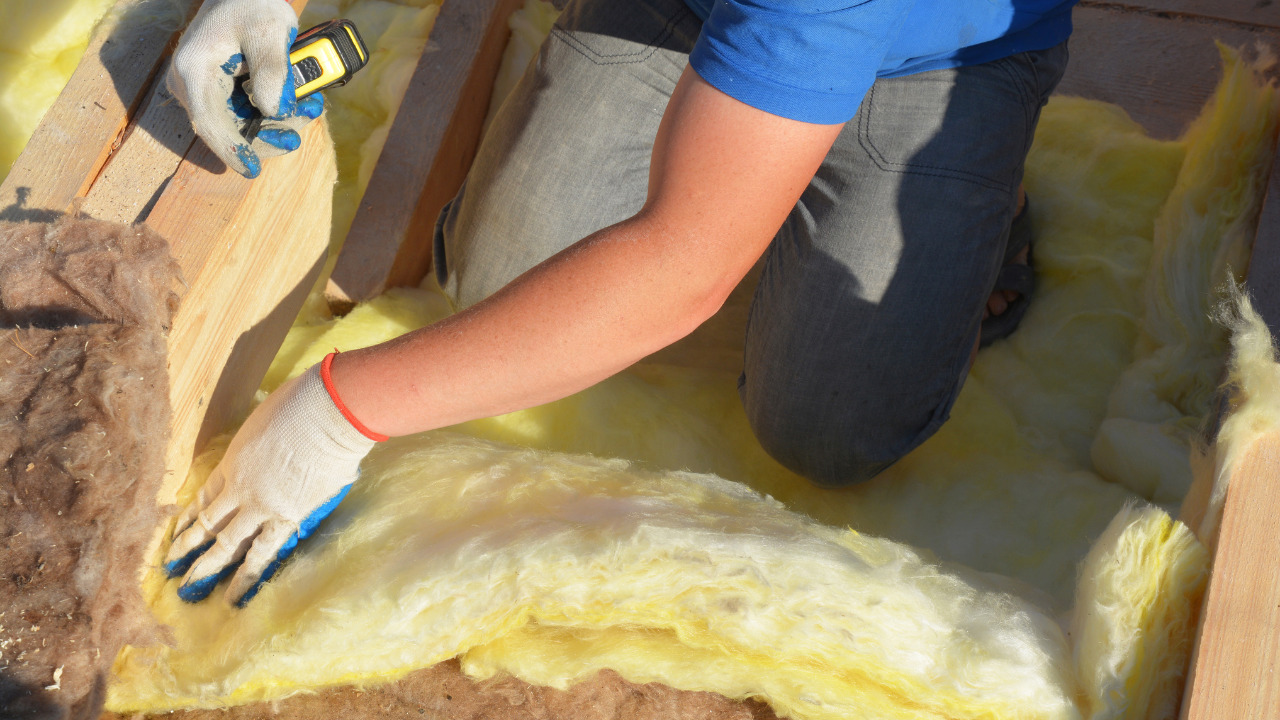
683, 0, 1075, 124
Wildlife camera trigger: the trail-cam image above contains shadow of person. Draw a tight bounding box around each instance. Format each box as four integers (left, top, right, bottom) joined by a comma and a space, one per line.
0, 187, 64, 223
97, 0, 227, 178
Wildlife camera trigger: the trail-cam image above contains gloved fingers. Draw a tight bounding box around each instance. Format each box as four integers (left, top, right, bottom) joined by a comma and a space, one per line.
165, 470, 238, 577
171, 466, 226, 539
241, 24, 298, 119
242, 95, 322, 159
169, 50, 263, 178
296, 93, 325, 120
224, 483, 354, 607
249, 124, 302, 158
178, 511, 264, 603
246, 113, 314, 159
224, 519, 297, 607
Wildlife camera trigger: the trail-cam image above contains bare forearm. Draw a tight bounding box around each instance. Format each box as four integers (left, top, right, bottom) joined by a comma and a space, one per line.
329, 69, 842, 438
329, 213, 743, 437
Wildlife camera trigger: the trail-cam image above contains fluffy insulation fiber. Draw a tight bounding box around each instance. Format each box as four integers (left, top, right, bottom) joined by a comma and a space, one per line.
0, 0, 114, 185
0, 217, 180, 719
101, 44, 1280, 720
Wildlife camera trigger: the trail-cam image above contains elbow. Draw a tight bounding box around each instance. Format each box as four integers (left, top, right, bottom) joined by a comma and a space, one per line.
665, 275, 737, 344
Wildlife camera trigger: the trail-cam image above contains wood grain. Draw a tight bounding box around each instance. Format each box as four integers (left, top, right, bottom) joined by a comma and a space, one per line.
323, 0, 524, 312
153, 118, 335, 504
31, 0, 320, 499
1062, 6, 1280, 140
79, 56, 198, 225
1081, 0, 1280, 30
1180, 432, 1280, 720
82, 0, 311, 224
0, 0, 192, 221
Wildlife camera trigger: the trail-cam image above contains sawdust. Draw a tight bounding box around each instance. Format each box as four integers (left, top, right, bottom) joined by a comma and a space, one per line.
0, 216, 179, 719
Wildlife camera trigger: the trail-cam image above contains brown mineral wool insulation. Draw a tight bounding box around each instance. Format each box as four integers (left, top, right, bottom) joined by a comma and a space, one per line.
0, 216, 179, 719
102, 660, 782, 720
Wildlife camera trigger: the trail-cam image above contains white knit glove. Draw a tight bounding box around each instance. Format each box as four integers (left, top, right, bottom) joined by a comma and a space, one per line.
164, 360, 379, 606
167, 0, 324, 178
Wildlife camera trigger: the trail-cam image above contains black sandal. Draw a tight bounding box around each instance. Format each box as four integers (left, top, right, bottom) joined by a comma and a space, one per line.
979, 199, 1036, 347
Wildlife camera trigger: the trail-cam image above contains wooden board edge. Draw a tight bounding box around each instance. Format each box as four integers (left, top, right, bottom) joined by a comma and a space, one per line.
0, 0, 184, 219
323, 0, 523, 313
1179, 432, 1280, 719
1178, 137, 1280, 718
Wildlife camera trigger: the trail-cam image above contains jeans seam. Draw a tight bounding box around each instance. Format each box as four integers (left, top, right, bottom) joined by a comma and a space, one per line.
994, 55, 1036, 151
856, 81, 1012, 193
549, 5, 691, 66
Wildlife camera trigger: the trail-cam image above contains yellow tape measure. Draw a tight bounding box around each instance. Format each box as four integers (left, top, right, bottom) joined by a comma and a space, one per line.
241, 19, 368, 143
289, 19, 369, 100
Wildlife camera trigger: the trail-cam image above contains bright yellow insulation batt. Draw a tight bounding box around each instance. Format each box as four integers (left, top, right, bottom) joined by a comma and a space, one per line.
1196, 283, 1280, 542
116, 434, 1085, 718
484, 0, 562, 131
104, 45, 1280, 720
1070, 506, 1208, 720
1092, 45, 1280, 507
0, 0, 115, 183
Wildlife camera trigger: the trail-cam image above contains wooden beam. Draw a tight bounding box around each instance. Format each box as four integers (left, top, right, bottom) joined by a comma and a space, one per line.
323, 0, 524, 313
1062, 6, 1280, 140
76, 0, 321, 502
1180, 432, 1280, 719
0, 0, 193, 222
2, 0, 319, 499
150, 121, 335, 503
1079, 0, 1280, 31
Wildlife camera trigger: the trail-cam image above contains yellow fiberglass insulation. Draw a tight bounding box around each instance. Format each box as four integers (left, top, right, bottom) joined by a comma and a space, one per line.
1092, 45, 1280, 507
103, 44, 1280, 720
0, 0, 115, 184
1196, 282, 1280, 543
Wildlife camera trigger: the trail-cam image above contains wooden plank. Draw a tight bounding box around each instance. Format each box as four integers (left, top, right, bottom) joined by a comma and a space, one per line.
1180, 432, 1280, 720
105, 0, 320, 502
79, 56, 197, 224
0, 0, 193, 222
1080, 0, 1280, 31
150, 119, 335, 504
1061, 6, 1280, 140
324, 0, 524, 313
0, 0, 320, 497
83, 0, 315, 224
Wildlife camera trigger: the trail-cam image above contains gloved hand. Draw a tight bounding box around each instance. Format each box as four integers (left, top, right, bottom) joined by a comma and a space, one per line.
167, 0, 325, 178
164, 355, 385, 606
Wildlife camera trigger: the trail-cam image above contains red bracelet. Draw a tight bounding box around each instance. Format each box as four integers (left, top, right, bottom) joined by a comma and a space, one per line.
320, 351, 389, 442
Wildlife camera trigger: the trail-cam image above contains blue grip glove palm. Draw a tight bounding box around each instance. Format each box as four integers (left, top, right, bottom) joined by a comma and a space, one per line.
164, 361, 377, 606
166, 0, 325, 178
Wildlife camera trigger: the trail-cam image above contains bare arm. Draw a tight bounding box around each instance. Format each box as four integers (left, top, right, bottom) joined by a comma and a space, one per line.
331, 67, 844, 437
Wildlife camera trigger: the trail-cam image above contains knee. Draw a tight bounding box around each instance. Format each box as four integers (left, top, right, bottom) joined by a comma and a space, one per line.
740, 372, 941, 488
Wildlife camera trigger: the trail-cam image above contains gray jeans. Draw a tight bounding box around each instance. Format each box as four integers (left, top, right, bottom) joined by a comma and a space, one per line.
434, 0, 1068, 486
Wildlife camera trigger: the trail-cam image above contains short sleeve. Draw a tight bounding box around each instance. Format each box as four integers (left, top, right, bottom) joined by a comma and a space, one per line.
688, 0, 917, 124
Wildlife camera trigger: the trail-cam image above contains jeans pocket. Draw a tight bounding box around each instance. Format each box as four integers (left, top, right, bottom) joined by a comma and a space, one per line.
551, 0, 697, 66
856, 62, 1029, 192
